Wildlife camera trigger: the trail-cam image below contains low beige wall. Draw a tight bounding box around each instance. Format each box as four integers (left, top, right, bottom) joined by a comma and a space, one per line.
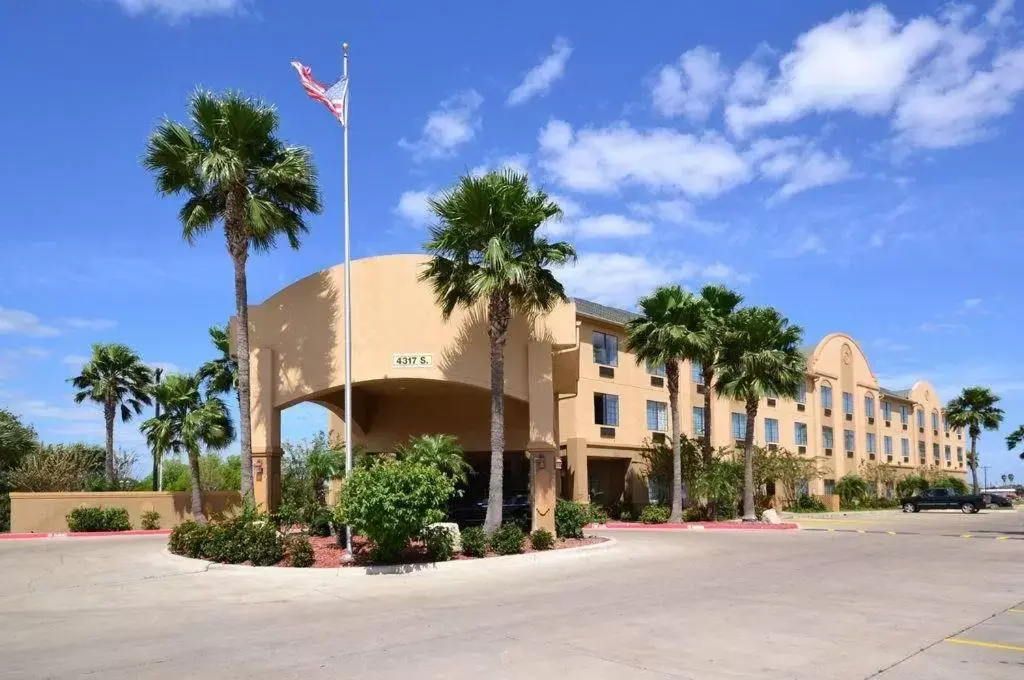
9, 491, 242, 533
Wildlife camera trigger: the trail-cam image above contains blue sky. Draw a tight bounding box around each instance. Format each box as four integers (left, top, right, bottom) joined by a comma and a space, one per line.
1, 0, 1022, 481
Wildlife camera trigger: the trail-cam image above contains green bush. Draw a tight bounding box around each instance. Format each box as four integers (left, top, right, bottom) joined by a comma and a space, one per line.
460, 525, 488, 557
168, 512, 283, 566
285, 534, 315, 568
202, 520, 248, 563
530, 527, 555, 550
0, 493, 9, 533
786, 494, 828, 513
66, 506, 131, 532
140, 510, 161, 530
168, 519, 207, 558
619, 508, 633, 522
932, 476, 970, 495
586, 504, 610, 525
243, 519, 284, 566
640, 504, 670, 524
835, 474, 869, 509
489, 523, 525, 555
422, 525, 455, 562
896, 475, 930, 499
555, 499, 587, 538
308, 507, 333, 537
335, 459, 454, 562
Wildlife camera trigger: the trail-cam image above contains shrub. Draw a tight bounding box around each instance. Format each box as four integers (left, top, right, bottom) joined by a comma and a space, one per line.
787, 494, 828, 513
555, 499, 587, 539
586, 504, 610, 525
932, 476, 969, 495
460, 525, 488, 557
489, 523, 525, 555
285, 534, 315, 568
66, 506, 131, 532
140, 510, 161, 530
896, 475, 929, 499
168, 519, 207, 558
530, 527, 555, 550
242, 518, 284, 566
335, 459, 454, 562
422, 525, 455, 562
835, 474, 869, 508
308, 507, 333, 537
202, 520, 248, 563
640, 504, 670, 524
619, 508, 633, 522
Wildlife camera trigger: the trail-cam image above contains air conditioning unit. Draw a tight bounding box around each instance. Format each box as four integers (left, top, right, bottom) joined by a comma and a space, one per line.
868, 417, 875, 425
824, 408, 832, 417
598, 366, 614, 379
824, 448, 833, 456
766, 398, 776, 407
886, 456, 893, 463
845, 413, 853, 421
902, 424, 908, 431
797, 403, 806, 412
798, 445, 807, 454
652, 432, 666, 444
918, 426, 924, 434
696, 384, 706, 394
869, 453, 876, 460
650, 376, 664, 388
885, 420, 891, 427
933, 430, 939, 436
768, 443, 778, 451
599, 426, 615, 438
846, 451, 854, 458
903, 457, 909, 464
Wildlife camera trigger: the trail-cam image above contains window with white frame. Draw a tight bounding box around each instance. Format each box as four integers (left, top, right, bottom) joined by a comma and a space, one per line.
866, 433, 876, 454
731, 412, 746, 440
646, 400, 667, 432
691, 361, 703, 384
796, 380, 807, 404
944, 445, 951, 461
900, 405, 909, 425
932, 411, 940, 431
957, 447, 963, 461
864, 395, 875, 418
646, 360, 666, 377
843, 392, 854, 415
883, 400, 892, 420
884, 436, 893, 456
592, 331, 618, 366
844, 429, 855, 452
916, 409, 925, 428
692, 407, 705, 436
795, 422, 808, 446
901, 438, 910, 458
822, 426, 834, 449
765, 418, 780, 444
821, 384, 833, 409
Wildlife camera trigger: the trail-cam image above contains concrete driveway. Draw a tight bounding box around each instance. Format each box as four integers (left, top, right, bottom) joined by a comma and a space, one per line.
1, 517, 1022, 679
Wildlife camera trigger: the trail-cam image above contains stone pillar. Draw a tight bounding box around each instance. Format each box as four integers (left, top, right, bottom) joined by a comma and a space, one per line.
250, 347, 282, 512
566, 437, 589, 502
528, 340, 557, 533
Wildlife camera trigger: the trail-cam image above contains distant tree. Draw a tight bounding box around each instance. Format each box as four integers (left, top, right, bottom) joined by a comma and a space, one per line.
141, 374, 235, 523
1009, 473, 1015, 484
0, 408, 37, 476
145, 91, 322, 501
421, 170, 575, 532
1002, 473, 1009, 485
944, 387, 1004, 493
715, 307, 805, 520
8, 443, 105, 492
70, 343, 153, 484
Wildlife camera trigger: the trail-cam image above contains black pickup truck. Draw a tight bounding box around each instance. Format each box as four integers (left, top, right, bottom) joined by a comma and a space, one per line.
900, 487, 993, 514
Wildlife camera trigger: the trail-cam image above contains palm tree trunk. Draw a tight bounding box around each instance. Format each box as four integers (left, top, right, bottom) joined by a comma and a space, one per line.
104, 399, 115, 485
741, 401, 758, 521
227, 215, 255, 502
667, 360, 683, 523
151, 400, 161, 492
702, 365, 714, 467
187, 448, 205, 524
969, 435, 979, 493
484, 291, 510, 534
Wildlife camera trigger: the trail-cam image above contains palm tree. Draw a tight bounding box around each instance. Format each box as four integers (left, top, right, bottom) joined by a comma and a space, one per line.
715, 307, 805, 521
197, 325, 238, 398
944, 387, 1004, 493
693, 285, 744, 465
626, 286, 706, 522
1009, 473, 1016, 484
144, 91, 322, 501
395, 434, 472, 488
1007, 425, 1024, 461
421, 170, 576, 533
150, 367, 164, 491
141, 374, 235, 523
70, 344, 153, 485
1002, 473, 1009, 485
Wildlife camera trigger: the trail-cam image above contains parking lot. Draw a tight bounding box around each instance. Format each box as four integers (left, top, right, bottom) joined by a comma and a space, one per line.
1, 510, 1021, 679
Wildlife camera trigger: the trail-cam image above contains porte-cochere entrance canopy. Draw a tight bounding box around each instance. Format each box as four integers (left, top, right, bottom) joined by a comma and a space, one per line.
230, 254, 580, 531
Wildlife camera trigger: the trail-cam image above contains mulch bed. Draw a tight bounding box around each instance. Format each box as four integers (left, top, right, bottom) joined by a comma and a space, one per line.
289, 534, 606, 568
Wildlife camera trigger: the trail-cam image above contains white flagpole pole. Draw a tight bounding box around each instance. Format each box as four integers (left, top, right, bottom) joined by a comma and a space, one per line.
342, 42, 354, 557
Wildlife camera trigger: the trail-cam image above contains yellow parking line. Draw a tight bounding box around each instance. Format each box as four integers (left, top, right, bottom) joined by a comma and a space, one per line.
856, 529, 866, 534
1008, 609, 1024, 614
960, 533, 973, 538
995, 536, 1009, 541
886, 531, 896, 535
945, 638, 1024, 653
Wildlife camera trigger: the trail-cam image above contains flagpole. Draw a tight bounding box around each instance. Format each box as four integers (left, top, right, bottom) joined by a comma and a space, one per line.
342, 41, 354, 557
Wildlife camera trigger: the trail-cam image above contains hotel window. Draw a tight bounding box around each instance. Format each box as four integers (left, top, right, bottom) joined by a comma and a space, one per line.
592, 331, 618, 367
864, 395, 875, 419
918, 441, 926, 457
900, 405, 909, 425
765, 418, 780, 444
822, 426, 834, 449
882, 400, 892, 420
844, 429, 855, 452
821, 384, 833, 410
796, 380, 807, 404
957, 447, 963, 461
795, 422, 808, 446
691, 361, 703, 384
932, 411, 940, 431
866, 433, 877, 454
842, 392, 854, 415
884, 436, 893, 456
916, 409, 924, 428
731, 412, 747, 440
932, 443, 940, 462
944, 445, 951, 462
646, 400, 668, 432
901, 438, 910, 459
646, 360, 666, 377
824, 479, 836, 496
593, 393, 619, 426
692, 407, 705, 436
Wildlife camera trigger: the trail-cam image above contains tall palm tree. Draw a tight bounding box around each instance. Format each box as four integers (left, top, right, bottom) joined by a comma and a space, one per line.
1007, 425, 1024, 461
1002, 473, 1008, 485
715, 307, 805, 521
70, 344, 153, 484
144, 91, 322, 501
694, 285, 744, 465
944, 387, 1004, 493
421, 170, 576, 533
141, 374, 235, 523
150, 367, 164, 491
197, 325, 238, 398
626, 286, 705, 522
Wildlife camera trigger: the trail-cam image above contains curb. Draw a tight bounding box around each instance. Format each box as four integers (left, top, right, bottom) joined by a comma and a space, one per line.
0, 529, 171, 541
586, 522, 798, 531
163, 536, 618, 577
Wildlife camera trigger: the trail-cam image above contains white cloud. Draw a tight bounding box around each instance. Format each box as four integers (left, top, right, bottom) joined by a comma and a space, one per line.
651, 46, 729, 121
62, 355, 89, 366
394, 189, 437, 227
537, 120, 750, 196
11, 398, 98, 422
60, 317, 117, 331
507, 37, 573, 106
681, 261, 754, 283
772, 233, 826, 258
399, 90, 483, 160
747, 137, 853, 200
469, 154, 531, 177
728, 56, 770, 103
113, 0, 246, 20
869, 230, 885, 248
547, 194, 583, 219
573, 214, 653, 238
987, 0, 1015, 25
0, 308, 59, 337
629, 199, 724, 235
919, 322, 969, 332
961, 297, 984, 310
873, 337, 912, 352
0, 348, 51, 379
554, 253, 679, 308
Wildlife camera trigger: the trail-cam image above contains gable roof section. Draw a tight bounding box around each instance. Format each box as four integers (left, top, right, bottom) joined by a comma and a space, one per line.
574, 298, 638, 327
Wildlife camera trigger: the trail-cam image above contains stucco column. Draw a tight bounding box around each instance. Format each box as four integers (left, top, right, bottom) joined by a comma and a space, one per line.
528, 340, 557, 533
250, 347, 282, 512
566, 438, 589, 503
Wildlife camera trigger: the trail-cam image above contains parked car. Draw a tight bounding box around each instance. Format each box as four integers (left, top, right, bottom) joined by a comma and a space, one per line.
900, 488, 991, 513
984, 493, 1013, 508
448, 494, 531, 528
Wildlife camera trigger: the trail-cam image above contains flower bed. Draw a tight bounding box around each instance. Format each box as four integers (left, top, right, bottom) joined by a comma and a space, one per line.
293, 534, 606, 568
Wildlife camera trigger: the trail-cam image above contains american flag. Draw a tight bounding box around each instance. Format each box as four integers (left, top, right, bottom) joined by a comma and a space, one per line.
291, 61, 348, 126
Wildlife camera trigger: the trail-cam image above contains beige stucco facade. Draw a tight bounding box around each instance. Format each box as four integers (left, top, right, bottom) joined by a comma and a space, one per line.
238, 254, 966, 525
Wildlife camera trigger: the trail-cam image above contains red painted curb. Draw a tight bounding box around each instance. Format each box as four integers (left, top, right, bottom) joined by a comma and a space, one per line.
587, 522, 798, 531
0, 529, 171, 541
